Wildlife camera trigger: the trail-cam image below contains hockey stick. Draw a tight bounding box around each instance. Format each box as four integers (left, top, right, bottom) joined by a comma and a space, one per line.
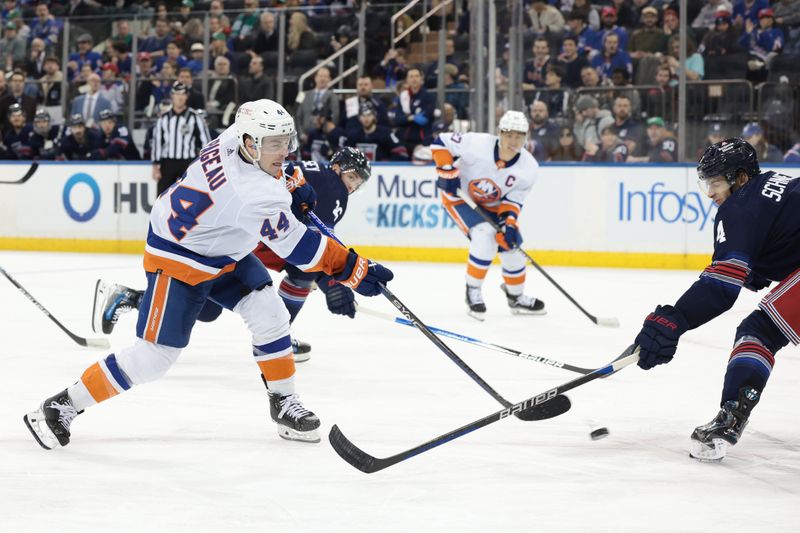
329, 345, 639, 473
0, 266, 110, 349
305, 210, 570, 421
358, 306, 594, 374
458, 193, 619, 328
0, 162, 39, 185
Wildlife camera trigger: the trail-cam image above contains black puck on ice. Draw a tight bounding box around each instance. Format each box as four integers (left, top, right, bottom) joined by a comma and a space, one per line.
590, 427, 610, 440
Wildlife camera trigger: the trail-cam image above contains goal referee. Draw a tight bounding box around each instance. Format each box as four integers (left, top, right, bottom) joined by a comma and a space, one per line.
151, 81, 212, 195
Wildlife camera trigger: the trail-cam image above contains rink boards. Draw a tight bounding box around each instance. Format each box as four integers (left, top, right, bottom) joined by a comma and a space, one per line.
0, 161, 795, 269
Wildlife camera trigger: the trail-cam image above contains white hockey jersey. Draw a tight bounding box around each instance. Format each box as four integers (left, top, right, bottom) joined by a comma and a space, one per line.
431, 132, 539, 216
145, 126, 347, 285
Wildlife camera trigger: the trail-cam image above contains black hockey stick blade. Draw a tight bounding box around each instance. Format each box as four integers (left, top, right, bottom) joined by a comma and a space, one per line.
0, 162, 38, 185
515, 394, 571, 420
329, 346, 639, 473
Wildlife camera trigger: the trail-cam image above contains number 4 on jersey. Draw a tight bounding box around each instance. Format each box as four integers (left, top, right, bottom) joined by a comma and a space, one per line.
261, 212, 290, 240
168, 186, 214, 241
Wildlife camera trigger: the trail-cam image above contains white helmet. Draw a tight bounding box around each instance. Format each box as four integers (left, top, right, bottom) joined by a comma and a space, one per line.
234, 99, 298, 163
498, 110, 529, 133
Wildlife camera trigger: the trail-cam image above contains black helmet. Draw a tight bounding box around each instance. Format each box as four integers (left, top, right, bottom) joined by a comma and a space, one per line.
68, 113, 85, 126
698, 137, 760, 184
330, 146, 371, 184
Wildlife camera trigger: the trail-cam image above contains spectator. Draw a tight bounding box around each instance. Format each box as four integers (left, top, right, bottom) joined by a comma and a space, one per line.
526, 100, 559, 161
184, 43, 203, 75
238, 55, 274, 104
389, 67, 436, 153
296, 66, 340, 141
341, 75, 389, 133
643, 65, 674, 122
176, 67, 204, 110
287, 11, 316, 52
29, 109, 60, 160
140, 18, 172, 59
596, 6, 629, 52
696, 122, 726, 159
26, 37, 46, 79
108, 41, 132, 78
443, 63, 468, 119
230, 0, 260, 51
59, 113, 100, 160
134, 52, 157, 112
155, 41, 187, 73
175, 0, 202, 30
373, 47, 408, 89
424, 38, 459, 88
584, 124, 628, 162
37, 56, 63, 122
662, 8, 695, 49
629, 6, 666, 60
432, 102, 469, 135
209, 32, 233, 71
775, 0, 800, 52
29, 3, 59, 53
206, 55, 236, 128
0, 68, 6, 100
565, 11, 599, 57
628, 117, 677, 162
591, 32, 632, 83
609, 67, 641, 117
783, 141, 800, 162
99, 63, 125, 114
108, 19, 133, 51
522, 36, 551, 92
579, 64, 613, 109
67, 33, 102, 81
2, 103, 33, 159
610, 94, 642, 155
733, 0, 769, 27
699, 11, 743, 56
252, 11, 279, 54
550, 126, 584, 161
152, 60, 178, 105
665, 35, 704, 81
528, 0, 567, 36
572, 94, 614, 151
693, 0, 734, 29
531, 64, 570, 117
7, 10, 29, 42
557, 35, 589, 88
0, 70, 37, 131
301, 108, 347, 163
610, 0, 637, 28
70, 73, 112, 127
92, 109, 140, 160
571, 0, 600, 30
0, 21, 25, 71
345, 103, 409, 162
741, 122, 783, 162
738, 8, 784, 72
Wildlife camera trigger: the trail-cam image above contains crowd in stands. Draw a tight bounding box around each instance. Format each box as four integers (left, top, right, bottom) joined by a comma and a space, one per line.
0, 0, 799, 164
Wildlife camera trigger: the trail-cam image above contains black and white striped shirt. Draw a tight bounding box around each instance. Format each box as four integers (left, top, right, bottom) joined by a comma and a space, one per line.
152, 108, 211, 162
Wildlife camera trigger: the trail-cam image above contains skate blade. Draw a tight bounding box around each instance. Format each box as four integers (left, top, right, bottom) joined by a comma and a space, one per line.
293, 352, 311, 363
510, 308, 547, 316
689, 437, 727, 462
277, 425, 321, 443
23, 412, 57, 450
467, 309, 486, 321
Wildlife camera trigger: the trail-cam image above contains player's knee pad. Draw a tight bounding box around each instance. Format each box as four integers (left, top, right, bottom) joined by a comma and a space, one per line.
736, 310, 790, 354
469, 222, 499, 259
115, 339, 182, 385
499, 249, 526, 271
234, 286, 291, 345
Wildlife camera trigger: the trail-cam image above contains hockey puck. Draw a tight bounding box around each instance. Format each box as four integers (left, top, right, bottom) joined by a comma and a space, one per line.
590, 427, 610, 440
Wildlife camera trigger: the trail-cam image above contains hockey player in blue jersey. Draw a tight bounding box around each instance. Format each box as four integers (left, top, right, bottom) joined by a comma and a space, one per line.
92, 147, 370, 363
633, 137, 800, 462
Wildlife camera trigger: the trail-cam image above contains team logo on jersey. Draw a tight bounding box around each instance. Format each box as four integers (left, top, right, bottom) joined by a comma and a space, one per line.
716, 220, 726, 243
468, 178, 501, 204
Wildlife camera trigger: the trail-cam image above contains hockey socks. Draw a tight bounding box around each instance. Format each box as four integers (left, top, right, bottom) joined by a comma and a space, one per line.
720, 336, 774, 405
277, 278, 312, 322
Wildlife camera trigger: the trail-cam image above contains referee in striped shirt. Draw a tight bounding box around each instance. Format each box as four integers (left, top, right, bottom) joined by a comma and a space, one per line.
151, 81, 212, 195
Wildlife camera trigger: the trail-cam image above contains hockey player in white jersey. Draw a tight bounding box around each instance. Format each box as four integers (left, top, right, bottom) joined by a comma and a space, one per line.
432, 110, 544, 320
23, 99, 394, 449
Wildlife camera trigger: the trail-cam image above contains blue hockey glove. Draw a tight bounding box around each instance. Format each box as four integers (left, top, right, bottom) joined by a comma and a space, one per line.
291, 182, 317, 215
744, 271, 771, 292
319, 274, 356, 318
412, 113, 429, 126
495, 215, 521, 251
436, 165, 460, 195
635, 305, 690, 370
334, 249, 394, 297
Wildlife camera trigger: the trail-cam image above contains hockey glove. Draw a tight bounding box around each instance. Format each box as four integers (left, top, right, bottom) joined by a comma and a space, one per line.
285, 167, 317, 215
334, 249, 394, 297
436, 165, 460, 195
495, 214, 521, 251
319, 274, 356, 318
635, 305, 690, 370
412, 113, 429, 126
744, 271, 772, 292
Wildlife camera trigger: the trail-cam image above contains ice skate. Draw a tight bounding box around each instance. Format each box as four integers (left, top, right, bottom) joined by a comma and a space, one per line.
292, 338, 312, 363
689, 387, 760, 462
501, 284, 546, 315
92, 279, 141, 334
465, 284, 486, 321
269, 392, 321, 443
23, 389, 81, 450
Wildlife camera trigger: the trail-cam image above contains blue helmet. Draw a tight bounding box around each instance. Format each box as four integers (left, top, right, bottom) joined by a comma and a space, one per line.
697, 137, 760, 185
330, 147, 371, 183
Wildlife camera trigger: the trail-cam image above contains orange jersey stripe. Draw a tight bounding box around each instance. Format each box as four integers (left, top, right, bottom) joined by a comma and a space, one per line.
309, 237, 351, 275
81, 362, 119, 403
258, 355, 296, 382
143, 252, 236, 286
498, 202, 521, 217
144, 275, 169, 343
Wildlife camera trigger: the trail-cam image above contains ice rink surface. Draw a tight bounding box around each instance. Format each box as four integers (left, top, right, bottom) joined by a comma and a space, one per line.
1, 251, 799, 533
